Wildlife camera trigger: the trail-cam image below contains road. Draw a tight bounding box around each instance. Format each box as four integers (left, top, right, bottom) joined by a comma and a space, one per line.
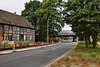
0, 42, 76, 67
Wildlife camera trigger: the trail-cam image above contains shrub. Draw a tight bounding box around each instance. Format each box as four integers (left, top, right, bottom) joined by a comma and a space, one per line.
14, 41, 19, 47
82, 58, 84, 61
91, 52, 96, 57
21, 41, 29, 47
71, 58, 76, 62
53, 38, 60, 42
69, 51, 75, 57
65, 57, 69, 61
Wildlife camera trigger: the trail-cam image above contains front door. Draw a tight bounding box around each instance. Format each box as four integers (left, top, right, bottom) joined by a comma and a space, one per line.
20, 34, 24, 41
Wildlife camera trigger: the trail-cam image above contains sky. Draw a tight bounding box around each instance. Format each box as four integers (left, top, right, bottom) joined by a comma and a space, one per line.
0, 0, 71, 30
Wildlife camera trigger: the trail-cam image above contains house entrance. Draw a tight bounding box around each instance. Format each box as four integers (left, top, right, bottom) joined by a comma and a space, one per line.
20, 34, 24, 41
8, 33, 12, 41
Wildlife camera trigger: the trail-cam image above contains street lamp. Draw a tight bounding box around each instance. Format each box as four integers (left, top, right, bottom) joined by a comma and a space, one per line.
47, 13, 55, 46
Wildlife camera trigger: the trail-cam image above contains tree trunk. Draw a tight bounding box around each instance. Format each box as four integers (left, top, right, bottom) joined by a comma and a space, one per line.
85, 35, 88, 48
89, 38, 91, 48
93, 37, 97, 48
88, 36, 90, 48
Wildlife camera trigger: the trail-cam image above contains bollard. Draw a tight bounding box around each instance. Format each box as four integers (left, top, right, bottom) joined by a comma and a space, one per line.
42, 42, 43, 47
13, 43, 15, 51
52, 40, 53, 46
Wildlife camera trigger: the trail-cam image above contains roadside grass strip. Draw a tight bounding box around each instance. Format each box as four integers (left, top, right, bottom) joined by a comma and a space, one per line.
51, 41, 100, 67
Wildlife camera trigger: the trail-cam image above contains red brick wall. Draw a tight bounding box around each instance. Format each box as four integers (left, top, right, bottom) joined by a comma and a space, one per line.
0, 24, 3, 37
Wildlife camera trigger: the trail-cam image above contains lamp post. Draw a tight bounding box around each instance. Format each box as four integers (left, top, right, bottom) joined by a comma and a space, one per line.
47, 14, 53, 46
47, 11, 56, 46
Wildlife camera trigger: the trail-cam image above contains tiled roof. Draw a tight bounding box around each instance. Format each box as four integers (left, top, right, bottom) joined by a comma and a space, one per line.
0, 9, 34, 28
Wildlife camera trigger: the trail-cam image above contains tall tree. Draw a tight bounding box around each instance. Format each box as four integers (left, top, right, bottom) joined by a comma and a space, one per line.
21, 0, 41, 28
34, 0, 64, 41
22, 0, 64, 42
63, 0, 100, 48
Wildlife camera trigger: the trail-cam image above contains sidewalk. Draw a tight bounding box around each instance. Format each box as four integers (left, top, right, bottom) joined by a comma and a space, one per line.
0, 43, 60, 55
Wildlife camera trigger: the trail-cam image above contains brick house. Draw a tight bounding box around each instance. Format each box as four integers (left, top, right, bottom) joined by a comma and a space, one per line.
0, 9, 35, 43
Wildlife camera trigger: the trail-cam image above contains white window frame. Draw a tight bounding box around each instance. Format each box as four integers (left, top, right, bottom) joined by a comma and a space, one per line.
30, 35, 32, 40
24, 35, 26, 40
17, 34, 19, 40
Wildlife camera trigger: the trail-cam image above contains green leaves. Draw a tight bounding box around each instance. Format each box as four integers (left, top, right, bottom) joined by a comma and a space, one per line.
22, 0, 64, 41
63, 0, 100, 47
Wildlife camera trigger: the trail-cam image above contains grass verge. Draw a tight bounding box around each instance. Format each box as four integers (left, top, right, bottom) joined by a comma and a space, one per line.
51, 41, 100, 67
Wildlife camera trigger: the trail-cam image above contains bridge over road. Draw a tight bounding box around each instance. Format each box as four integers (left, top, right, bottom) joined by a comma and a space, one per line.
55, 30, 76, 42
55, 30, 76, 37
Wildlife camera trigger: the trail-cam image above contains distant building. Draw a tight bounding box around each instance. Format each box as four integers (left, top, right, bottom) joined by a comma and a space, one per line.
0, 9, 35, 43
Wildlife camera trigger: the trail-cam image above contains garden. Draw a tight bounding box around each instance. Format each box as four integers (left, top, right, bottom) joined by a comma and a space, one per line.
0, 40, 29, 50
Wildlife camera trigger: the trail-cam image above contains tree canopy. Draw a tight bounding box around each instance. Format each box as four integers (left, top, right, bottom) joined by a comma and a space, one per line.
63, 0, 100, 48
22, 0, 64, 42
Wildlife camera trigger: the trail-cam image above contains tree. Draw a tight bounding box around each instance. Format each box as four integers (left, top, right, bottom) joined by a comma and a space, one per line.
63, 0, 100, 48
21, 0, 41, 28
22, 0, 64, 42
34, 0, 64, 41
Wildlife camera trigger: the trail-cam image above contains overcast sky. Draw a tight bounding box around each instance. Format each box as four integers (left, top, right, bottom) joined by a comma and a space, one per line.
0, 0, 71, 30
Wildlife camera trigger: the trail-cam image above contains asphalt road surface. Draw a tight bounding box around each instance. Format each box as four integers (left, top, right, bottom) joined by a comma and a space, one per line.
0, 42, 76, 67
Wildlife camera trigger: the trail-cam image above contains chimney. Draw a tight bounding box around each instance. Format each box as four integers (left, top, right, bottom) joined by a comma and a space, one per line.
14, 12, 16, 14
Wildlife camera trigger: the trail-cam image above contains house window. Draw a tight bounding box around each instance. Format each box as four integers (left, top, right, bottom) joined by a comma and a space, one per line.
8, 34, 12, 41
24, 28, 27, 32
17, 27, 20, 31
30, 35, 32, 40
17, 34, 20, 40
30, 29, 33, 33
21, 28, 24, 31
24, 35, 26, 40
9, 26, 13, 30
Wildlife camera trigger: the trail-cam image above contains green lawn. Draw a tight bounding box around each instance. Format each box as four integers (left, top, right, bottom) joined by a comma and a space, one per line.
51, 41, 100, 67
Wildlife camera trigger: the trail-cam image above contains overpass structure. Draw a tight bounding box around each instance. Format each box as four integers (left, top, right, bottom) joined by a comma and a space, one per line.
55, 30, 76, 37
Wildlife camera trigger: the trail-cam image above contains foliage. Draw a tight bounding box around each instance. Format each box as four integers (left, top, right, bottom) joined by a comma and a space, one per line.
14, 41, 19, 47
72, 41, 100, 62
52, 41, 100, 67
22, 0, 64, 42
52, 38, 60, 42
91, 52, 96, 57
21, 41, 29, 47
63, 0, 100, 48
65, 56, 69, 61
22, 0, 41, 28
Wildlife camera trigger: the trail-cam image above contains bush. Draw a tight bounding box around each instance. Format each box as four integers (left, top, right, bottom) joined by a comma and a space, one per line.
14, 41, 19, 47
53, 38, 60, 42
91, 52, 96, 57
21, 41, 29, 47
65, 57, 69, 61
